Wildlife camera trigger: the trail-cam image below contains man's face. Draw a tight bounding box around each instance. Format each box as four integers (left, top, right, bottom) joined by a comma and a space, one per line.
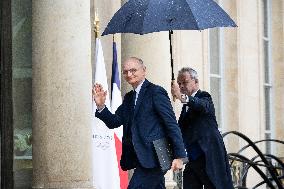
177, 72, 198, 96
122, 59, 146, 88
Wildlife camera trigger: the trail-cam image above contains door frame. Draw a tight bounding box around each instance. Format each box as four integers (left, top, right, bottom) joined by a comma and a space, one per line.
1, 0, 14, 188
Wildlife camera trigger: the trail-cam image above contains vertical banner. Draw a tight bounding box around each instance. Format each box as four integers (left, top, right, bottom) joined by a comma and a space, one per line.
92, 38, 120, 189
111, 40, 128, 189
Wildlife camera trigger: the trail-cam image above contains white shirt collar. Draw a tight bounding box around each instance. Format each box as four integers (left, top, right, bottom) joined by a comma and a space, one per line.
191, 90, 198, 97
134, 79, 145, 95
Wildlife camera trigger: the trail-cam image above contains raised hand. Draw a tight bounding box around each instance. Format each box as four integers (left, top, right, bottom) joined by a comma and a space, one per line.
171, 80, 182, 101
92, 83, 107, 109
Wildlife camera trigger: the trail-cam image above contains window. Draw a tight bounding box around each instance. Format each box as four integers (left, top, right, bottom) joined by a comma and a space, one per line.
262, 0, 273, 155
209, 27, 223, 129
1, 0, 14, 188
12, 0, 33, 188
209, 0, 224, 130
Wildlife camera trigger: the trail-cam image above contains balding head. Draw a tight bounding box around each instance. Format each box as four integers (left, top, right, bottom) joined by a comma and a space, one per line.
122, 57, 146, 88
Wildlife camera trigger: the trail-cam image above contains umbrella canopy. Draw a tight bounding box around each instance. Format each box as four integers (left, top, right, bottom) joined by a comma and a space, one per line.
102, 0, 236, 35
102, 0, 237, 80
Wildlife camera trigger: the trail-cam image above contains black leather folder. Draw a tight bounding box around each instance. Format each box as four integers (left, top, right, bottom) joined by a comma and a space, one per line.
153, 138, 188, 172
153, 138, 173, 171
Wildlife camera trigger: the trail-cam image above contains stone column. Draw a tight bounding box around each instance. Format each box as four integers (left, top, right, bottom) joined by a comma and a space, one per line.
222, 0, 239, 152
93, 0, 122, 93
32, 1, 94, 188
272, 0, 284, 157
237, 0, 263, 186
121, 32, 171, 95
237, 0, 262, 143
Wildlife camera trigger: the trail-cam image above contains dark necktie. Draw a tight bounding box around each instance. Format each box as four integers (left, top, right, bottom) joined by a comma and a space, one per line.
132, 90, 137, 108
180, 104, 187, 120
126, 90, 136, 138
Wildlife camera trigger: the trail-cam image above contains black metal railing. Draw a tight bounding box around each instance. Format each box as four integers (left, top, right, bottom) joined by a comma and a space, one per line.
223, 131, 284, 189
173, 131, 284, 189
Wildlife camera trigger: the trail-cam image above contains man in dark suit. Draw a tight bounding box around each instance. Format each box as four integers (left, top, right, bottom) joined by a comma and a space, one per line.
171, 67, 234, 189
93, 57, 187, 189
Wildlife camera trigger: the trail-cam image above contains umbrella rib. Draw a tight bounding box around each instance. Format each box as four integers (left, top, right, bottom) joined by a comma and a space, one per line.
184, 0, 201, 30
140, 0, 152, 34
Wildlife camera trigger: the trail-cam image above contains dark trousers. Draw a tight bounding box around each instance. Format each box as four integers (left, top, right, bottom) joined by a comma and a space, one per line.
183, 155, 215, 189
128, 164, 166, 189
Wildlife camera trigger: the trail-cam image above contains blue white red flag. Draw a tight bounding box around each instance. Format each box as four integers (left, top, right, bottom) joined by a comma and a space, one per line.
92, 38, 120, 189
111, 40, 128, 189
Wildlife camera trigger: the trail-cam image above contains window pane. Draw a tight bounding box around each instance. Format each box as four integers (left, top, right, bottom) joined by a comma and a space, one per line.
209, 28, 220, 75
265, 133, 271, 154
265, 86, 271, 130
263, 0, 268, 37
210, 77, 221, 127
264, 40, 270, 83
12, 0, 32, 188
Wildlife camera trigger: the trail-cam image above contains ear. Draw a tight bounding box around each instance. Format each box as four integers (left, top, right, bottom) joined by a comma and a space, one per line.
195, 79, 199, 84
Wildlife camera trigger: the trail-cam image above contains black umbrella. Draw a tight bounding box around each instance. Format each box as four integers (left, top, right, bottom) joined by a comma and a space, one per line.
102, 0, 237, 80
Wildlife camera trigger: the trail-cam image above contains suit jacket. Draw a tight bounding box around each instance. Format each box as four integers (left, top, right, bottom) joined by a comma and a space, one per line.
96, 79, 186, 170
178, 90, 234, 189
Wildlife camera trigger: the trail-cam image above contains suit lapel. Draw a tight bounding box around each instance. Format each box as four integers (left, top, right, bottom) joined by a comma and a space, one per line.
133, 79, 149, 117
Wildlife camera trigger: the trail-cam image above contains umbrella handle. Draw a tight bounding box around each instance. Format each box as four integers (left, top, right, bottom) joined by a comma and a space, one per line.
169, 30, 174, 81
169, 31, 176, 102
171, 79, 177, 102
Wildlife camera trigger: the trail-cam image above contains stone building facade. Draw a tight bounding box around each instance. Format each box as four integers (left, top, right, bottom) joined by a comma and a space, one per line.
0, 0, 283, 188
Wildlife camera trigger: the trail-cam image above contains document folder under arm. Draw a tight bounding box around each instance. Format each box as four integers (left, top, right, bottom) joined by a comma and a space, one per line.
153, 138, 188, 172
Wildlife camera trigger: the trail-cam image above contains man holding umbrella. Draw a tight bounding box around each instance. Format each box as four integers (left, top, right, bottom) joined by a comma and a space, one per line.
171, 67, 234, 189
93, 57, 187, 189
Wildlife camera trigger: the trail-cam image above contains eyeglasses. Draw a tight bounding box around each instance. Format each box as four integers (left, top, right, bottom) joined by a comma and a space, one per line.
122, 68, 138, 75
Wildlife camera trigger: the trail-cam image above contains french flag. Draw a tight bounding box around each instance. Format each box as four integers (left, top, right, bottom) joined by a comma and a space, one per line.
92, 38, 120, 189
111, 40, 128, 189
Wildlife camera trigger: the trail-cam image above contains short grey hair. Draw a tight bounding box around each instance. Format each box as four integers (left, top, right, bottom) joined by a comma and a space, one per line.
178, 67, 199, 83
127, 57, 145, 68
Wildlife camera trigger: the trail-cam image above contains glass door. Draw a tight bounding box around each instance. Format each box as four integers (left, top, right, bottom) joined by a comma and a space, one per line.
12, 0, 32, 188
1, 0, 33, 188
1, 0, 14, 188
